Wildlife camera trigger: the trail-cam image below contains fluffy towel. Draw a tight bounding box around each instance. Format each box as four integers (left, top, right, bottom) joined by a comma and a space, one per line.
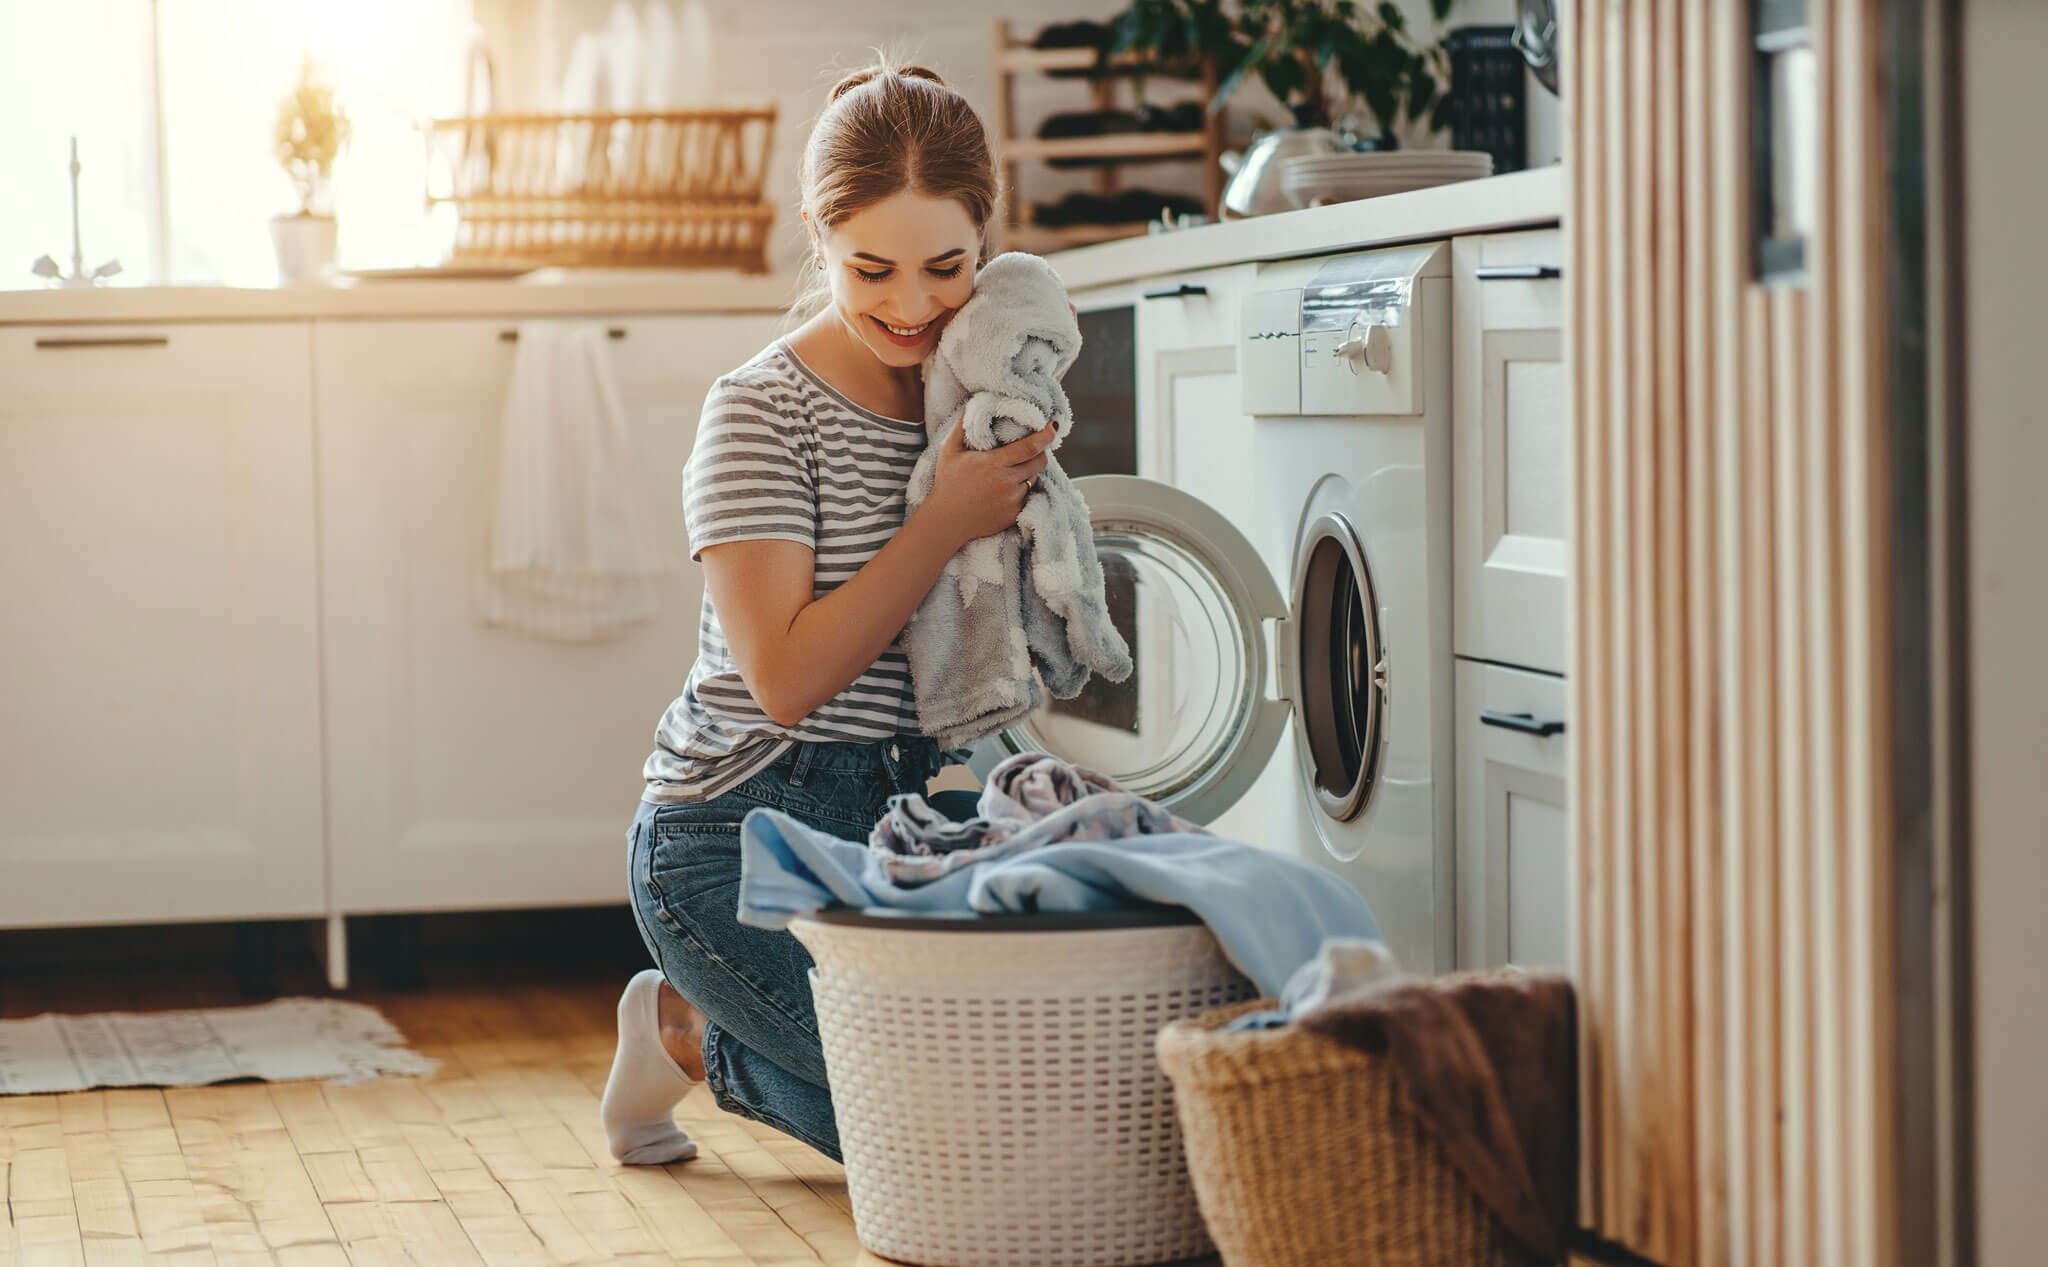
480, 321, 669, 641
1297, 969, 1579, 1264
1224, 936, 1408, 1032
866, 752, 1207, 885
903, 252, 1134, 748
735, 807, 1382, 998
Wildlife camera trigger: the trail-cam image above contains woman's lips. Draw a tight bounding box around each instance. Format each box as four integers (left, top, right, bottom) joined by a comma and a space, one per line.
871, 314, 935, 348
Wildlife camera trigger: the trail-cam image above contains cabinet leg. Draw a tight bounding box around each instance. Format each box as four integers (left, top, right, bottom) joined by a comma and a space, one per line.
232, 922, 279, 1000
316, 914, 349, 992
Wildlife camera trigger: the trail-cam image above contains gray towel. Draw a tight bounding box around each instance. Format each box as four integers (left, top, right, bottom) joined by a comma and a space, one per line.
903, 253, 1133, 748
866, 753, 1209, 887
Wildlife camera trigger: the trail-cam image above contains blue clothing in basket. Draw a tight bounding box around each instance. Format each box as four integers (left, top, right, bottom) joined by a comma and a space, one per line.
736, 806, 1381, 998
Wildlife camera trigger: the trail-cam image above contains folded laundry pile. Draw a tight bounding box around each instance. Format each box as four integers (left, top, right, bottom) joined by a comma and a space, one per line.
735, 753, 1380, 997
1032, 189, 1208, 227
865, 751, 1206, 884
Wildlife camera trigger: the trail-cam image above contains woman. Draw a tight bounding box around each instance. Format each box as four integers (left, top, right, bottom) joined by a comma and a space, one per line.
600, 62, 1057, 1165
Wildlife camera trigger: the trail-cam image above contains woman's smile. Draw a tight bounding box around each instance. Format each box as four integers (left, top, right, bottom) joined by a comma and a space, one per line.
872, 314, 938, 346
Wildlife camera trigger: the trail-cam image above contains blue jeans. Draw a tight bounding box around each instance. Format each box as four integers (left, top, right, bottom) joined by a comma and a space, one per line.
626, 735, 975, 1161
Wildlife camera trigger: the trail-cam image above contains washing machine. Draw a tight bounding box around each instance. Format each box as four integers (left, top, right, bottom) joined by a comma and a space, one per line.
970, 242, 1457, 975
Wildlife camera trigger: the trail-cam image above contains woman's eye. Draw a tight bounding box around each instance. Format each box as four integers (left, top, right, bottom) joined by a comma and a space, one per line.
854, 268, 891, 283
928, 264, 965, 280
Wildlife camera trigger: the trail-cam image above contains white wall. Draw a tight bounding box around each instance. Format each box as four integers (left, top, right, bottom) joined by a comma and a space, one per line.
1963, 2, 2048, 1262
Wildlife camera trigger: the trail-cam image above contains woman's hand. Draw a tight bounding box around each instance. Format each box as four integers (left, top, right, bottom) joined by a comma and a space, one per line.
921, 420, 1056, 548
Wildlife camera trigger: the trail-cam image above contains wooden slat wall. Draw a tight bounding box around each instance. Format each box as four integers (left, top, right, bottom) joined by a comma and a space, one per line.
1564, 1, 1896, 1263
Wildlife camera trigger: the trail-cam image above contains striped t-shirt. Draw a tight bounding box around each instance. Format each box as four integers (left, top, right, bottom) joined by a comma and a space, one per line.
641, 338, 927, 804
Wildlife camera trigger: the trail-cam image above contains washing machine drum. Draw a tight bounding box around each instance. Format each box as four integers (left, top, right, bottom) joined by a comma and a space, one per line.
1290, 510, 1387, 824
970, 475, 1387, 835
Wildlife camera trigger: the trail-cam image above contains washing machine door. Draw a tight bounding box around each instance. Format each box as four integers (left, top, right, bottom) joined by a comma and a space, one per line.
972, 475, 1290, 826
1287, 474, 1398, 855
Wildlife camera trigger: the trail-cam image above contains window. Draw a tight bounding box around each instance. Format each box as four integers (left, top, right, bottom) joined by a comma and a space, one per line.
1, 0, 474, 288
0, 0, 161, 286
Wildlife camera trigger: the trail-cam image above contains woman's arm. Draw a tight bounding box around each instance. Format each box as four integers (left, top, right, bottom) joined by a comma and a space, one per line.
703, 420, 1058, 728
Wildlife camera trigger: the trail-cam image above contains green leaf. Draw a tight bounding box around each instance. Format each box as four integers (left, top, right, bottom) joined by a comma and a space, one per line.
1407, 71, 1437, 121
1378, 1, 1406, 33
1429, 93, 1455, 133
1212, 30, 1272, 108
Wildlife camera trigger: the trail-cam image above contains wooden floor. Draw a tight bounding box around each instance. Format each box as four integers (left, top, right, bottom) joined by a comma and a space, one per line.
0, 910, 894, 1266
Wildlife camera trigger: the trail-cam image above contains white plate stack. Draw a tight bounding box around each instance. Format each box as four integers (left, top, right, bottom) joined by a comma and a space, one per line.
1279, 150, 1495, 209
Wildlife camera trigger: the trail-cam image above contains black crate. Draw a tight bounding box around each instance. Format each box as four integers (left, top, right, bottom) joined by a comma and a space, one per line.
1446, 25, 1528, 174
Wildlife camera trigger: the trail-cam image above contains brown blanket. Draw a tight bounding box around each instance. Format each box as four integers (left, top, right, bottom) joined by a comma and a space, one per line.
1296, 969, 1577, 1263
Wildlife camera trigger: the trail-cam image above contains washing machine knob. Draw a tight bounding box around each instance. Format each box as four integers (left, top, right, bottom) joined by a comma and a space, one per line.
1335, 320, 1395, 375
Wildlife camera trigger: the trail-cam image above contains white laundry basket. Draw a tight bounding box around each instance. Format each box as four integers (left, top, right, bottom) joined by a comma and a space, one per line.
791, 907, 1257, 1267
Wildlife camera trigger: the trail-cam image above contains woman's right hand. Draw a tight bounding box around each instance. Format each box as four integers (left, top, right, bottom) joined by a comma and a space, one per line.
921, 420, 1058, 547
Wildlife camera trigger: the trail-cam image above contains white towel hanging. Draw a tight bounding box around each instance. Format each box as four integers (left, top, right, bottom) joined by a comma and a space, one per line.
479, 321, 670, 642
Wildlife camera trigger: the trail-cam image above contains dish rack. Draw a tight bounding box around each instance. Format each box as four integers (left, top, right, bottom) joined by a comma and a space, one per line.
424, 109, 778, 271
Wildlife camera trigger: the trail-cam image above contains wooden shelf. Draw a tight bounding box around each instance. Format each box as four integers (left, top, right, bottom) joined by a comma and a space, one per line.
996, 46, 1205, 76
1001, 222, 1153, 253
990, 18, 1223, 247
1003, 132, 1210, 163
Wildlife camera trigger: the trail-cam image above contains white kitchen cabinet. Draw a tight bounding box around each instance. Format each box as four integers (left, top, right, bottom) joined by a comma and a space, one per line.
312, 314, 782, 914
1136, 264, 1257, 503
0, 323, 327, 927
1131, 264, 1287, 850
1453, 228, 1568, 676
1454, 659, 1570, 971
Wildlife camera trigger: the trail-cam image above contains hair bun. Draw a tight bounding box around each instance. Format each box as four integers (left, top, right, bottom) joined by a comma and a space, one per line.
827, 68, 882, 102
828, 62, 947, 102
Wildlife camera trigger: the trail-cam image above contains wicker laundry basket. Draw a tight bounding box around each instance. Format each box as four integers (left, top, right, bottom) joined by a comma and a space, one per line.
791, 908, 1258, 1267
1154, 999, 1536, 1267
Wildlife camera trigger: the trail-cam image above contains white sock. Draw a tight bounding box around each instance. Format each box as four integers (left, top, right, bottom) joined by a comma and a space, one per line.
601, 969, 700, 1164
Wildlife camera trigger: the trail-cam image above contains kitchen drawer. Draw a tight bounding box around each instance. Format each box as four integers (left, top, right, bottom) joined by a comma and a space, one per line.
1454, 659, 1570, 971
1453, 228, 1568, 675
1134, 263, 1256, 357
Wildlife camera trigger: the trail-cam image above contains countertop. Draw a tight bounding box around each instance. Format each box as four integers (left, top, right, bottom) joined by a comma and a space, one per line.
0, 268, 796, 327
0, 165, 1562, 326
1048, 165, 1563, 292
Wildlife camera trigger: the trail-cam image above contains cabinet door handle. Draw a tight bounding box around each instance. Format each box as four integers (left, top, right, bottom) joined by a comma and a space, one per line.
498, 326, 628, 341
1481, 710, 1566, 737
1474, 265, 1562, 281
34, 335, 171, 350
1141, 283, 1208, 300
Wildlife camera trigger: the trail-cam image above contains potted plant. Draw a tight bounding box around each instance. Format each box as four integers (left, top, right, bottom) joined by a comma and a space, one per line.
1107, 0, 1455, 147
271, 54, 351, 286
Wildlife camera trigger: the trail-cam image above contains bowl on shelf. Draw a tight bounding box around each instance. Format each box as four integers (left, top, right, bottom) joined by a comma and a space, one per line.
1278, 150, 1495, 209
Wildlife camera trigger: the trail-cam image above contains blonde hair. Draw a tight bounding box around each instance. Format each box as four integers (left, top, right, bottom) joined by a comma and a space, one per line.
791, 58, 999, 317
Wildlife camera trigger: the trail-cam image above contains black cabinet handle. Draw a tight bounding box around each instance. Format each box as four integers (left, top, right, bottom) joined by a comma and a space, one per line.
1481, 710, 1566, 737
499, 326, 627, 341
1141, 283, 1208, 300
1475, 265, 1562, 281
35, 335, 170, 350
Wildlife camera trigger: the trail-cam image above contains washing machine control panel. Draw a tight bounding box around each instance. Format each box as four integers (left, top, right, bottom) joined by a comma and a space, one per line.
1238, 242, 1445, 418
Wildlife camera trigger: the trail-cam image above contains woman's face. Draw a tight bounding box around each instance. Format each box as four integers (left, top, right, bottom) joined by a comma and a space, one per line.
814, 190, 980, 369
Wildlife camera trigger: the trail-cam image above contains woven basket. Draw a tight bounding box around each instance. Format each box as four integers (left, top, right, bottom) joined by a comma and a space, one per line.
791, 908, 1258, 1267
1154, 999, 1537, 1267
425, 110, 777, 271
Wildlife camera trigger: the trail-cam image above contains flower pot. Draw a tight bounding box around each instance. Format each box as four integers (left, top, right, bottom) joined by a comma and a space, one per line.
271, 214, 337, 286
